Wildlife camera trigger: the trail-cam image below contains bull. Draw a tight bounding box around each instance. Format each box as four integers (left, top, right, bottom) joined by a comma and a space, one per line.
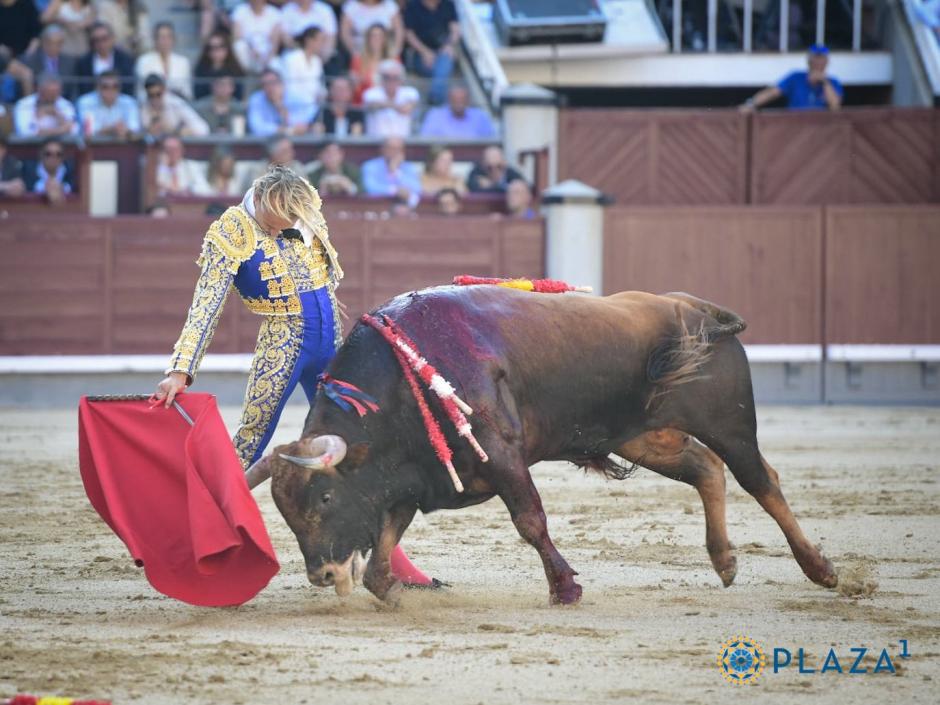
245, 286, 838, 605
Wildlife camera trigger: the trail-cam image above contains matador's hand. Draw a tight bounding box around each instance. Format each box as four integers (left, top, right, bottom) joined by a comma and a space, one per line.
153, 372, 189, 408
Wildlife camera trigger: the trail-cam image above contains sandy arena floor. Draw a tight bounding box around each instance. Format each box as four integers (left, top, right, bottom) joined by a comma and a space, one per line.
1, 405, 939, 704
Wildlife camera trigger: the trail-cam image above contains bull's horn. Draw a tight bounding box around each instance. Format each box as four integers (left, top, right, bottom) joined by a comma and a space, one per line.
245, 454, 273, 489
279, 434, 347, 469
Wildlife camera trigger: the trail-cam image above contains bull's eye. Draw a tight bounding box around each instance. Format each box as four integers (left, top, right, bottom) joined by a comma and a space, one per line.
320, 492, 332, 505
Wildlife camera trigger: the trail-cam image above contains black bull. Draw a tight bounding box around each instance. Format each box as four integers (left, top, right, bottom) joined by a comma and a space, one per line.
246, 286, 838, 604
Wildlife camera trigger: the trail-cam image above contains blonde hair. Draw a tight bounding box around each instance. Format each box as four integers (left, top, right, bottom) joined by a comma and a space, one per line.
251, 165, 343, 282
252, 165, 327, 244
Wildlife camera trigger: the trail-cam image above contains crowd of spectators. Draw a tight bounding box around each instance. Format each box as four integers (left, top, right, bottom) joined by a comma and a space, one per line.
0, 0, 517, 212
152, 133, 536, 218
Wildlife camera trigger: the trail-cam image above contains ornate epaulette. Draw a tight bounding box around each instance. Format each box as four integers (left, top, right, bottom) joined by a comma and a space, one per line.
199, 206, 259, 274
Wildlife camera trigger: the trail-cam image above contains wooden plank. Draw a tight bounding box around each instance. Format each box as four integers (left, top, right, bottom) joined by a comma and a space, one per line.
558, 109, 748, 205
603, 206, 823, 344
825, 206, 940, 344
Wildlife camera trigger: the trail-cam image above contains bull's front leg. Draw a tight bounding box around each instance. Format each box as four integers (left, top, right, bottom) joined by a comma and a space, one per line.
363, 502, 416, 605
492, 457, 582, 605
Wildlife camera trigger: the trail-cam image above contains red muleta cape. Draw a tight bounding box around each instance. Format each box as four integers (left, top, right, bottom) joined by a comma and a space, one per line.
77, 393, 279, 606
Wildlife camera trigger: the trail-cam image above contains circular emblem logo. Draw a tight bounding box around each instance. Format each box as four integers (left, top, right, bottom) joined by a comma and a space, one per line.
717, 635, 766, 685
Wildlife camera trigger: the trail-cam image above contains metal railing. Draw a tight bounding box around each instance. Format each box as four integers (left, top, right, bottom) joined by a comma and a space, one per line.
666, 0, 871, 53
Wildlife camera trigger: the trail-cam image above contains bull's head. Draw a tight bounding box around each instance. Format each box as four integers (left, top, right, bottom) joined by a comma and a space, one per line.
247, 434, 377, 596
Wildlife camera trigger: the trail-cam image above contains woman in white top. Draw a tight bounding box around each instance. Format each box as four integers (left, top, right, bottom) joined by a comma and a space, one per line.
231, 0, 283, 73
280, 0, 337, 58
135, 22, 194, 100
340, 0, 403, 57
42, 0, 95, 56
271, 26, 325, 109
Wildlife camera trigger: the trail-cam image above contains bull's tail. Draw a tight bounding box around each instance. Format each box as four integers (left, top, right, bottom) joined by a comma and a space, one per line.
663, 291, 747, 341
645, 300, 724, 411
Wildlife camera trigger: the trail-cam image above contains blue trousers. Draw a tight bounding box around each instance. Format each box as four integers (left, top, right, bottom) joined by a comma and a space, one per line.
407, 49, 454, 106
233, 288, 336, 468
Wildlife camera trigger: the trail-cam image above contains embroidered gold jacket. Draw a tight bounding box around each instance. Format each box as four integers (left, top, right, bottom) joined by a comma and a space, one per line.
167, 205, 343, 380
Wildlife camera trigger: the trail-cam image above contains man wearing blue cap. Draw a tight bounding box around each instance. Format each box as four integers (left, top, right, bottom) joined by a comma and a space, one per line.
741, 45, 843, 111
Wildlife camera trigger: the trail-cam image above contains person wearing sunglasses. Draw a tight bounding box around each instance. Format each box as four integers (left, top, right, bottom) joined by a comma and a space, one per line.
74, 21, 135, 97
76, 69, 140, 139
193, 30, 245, 101
140, 73, 210, 138
23, 136, 74, 205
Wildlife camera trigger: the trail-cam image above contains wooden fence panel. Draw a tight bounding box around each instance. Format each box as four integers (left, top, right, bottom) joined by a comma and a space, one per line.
603, 206, 823, 344
825, 206, 940, 344
0, 219, 106, 354
557, 109, 748, 205
0, 214, 544, 355
751, 109, 940, 205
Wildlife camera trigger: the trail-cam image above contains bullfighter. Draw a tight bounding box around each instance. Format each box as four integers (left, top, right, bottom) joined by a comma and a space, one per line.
153, 165, 436, 587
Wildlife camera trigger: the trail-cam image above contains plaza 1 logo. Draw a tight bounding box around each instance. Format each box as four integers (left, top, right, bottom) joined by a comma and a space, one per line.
717, 636, 912, 684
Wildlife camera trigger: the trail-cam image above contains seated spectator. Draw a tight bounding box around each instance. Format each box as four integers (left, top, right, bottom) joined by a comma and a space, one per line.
0, 135, 26, 198
231, 0, 282, 73
341, 0, 403, 58
244, 134, 307, 186
272, 26, 325, 111
420, 145, 465, 196
435, 186, 460, 216
505, 177, 535, 219
742, 44, 842, 112
195, 75, 246, 135
466, 145, 524, 193
0, 0, 43, 58
135, 22, 193, 100
141, 73, 210, 137
420, 85, 496, 140
206, 145, 241, 197
76, 69, 140, 138
155, 134, 212, 197
246, 68, 316, 137
22, 25, 76, 87
313, 76, 364, 137
1, 47, 34, 102
96, 0, 151, 55
404, 0, 458, 106
307, 141, 361, 196
74, 22, 136, 97
280, 0, 337, 59
41, 0, 95, 57
362, 59, 419, 138
13, 73, 78, 137
193, 30, 245, 101
361, 136, 420, 205
23, 137, 75, 204
350, 23, 397, 104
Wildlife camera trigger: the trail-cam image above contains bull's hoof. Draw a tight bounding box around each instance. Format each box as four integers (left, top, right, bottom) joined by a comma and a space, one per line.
814, 557, 838, 589
382, 581, 404, 607
550, 582, 582, 606
715, 555, 738, 588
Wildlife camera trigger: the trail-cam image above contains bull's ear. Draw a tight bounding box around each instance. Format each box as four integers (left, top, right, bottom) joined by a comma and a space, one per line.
337, 442, 370, 474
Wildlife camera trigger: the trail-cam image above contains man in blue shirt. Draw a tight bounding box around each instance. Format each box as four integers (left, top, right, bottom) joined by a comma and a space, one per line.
247, 68, 318, 137
76, 70, 140, 139
741, 45, 843, 112
419, 85, 496, 140
361, 136, 421, 207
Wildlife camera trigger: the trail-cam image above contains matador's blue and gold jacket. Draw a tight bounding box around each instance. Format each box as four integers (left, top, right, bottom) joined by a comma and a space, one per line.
167, 204, 344, 381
